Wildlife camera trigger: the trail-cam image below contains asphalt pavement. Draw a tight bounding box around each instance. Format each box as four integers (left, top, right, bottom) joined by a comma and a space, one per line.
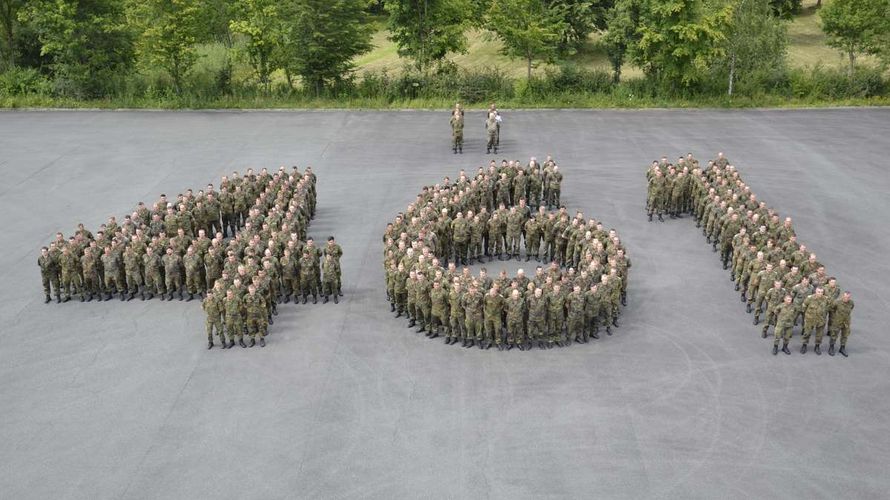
1, 108, 889, 499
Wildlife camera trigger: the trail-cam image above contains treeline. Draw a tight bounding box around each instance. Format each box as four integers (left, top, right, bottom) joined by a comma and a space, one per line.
0, 0, 888, 104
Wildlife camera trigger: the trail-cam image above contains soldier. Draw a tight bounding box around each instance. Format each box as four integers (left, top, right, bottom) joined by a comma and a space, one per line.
59, 246, 84, 302
462, 283, 482, 349
81, 246, 101, 301
503, 289, 525, 350
485, 113, 498, 154
800, 287, 830, 354
429, 280, 449, 340
771, 295, 796, 355
647, 169, 666, 222
828, 291, 854, 357
484, 286, 504, 349
38, 246, 61, 303
524, 215, 541, 262
322, 254, 340, 304
324, 236, 344, 296
394, 263, 408, 318
447, 282, 465, 346
142, 246, 163, 300
585, 284, 602, 339
451, 212, 470, 266
546, 166, 562, 209
567, 285, 587, 344
299, 250, 318, 304
162, 247, 184, 301
183, 246, 203, 301
506, 206, 524, 260
102, 246, 124, 301
244, 285, 268, 347
415, 273, 432, 335
761, 280, 787, 338
202, 288, 225, 349
450, 109, 464, 154
547, 284, 566, 346
123, 246, 143, 301
223, 288, 245, 348
526, 288, 549, 349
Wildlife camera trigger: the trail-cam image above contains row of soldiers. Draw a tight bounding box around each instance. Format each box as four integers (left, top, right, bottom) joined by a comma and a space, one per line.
648, 153, 855, 357
383, 161, 631, 350
37, 166, 344, 349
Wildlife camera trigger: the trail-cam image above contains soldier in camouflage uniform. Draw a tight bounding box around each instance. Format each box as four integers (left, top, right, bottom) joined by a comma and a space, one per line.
484, 286, 504, 349
450, 110, 464, 154
504, 289, 526, 350
566, 285, 587, 344
38, 246, 61, 303
224, 288, 245, 348
123, 246, 143, 301
142, 246, 163, 300
202, 288, 225, 349
299, 250, 319, 304
772, 295, 796, 355
324, 236, 344, 296
243, 285, 268, 347
59, 246, 84, 302
81, 246, 101, 301
447, 282, 465, 346
463, 284, 485, 348
162, 247, 183, 301
828, 291, 853, 357
800, 287, 830, 355
761, 280, 787, 338
429, 280, 449, 340
102, 246, 124, 301
322, 254, 340, 304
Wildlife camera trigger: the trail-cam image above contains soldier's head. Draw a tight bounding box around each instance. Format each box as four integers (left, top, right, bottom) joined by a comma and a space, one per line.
814, 287, 824, 296
187, 246, 195, 255
773, 280, 782, 289
842, 291, 851, 302
511, 289, 520, 299
784, 295, 792, 304
166, 248, 173, 255
248, 285, 256, 295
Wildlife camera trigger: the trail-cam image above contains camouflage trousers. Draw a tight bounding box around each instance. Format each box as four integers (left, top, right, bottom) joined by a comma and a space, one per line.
801, 320, 826, 345
42, 272, 61, 297
225, 317, 243, 341
61, 270, 83, 299
206, 317, 225, 342
245, 316, 267, 339
829, 323, 851, 346
773, 323, 793, 345
464, 315, 482, 341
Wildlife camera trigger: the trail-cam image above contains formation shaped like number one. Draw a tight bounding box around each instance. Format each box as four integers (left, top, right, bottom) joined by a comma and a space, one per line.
646, 153, 855, 357
381, 159, 631, 351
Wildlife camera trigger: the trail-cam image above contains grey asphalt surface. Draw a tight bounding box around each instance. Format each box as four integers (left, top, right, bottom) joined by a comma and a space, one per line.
1, 108, 889, 499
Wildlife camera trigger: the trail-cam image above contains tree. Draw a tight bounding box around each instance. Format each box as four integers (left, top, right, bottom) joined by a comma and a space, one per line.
18, 0, 134, 96
545, 0, 613, 56
486, 0, 565, 79
631, 0, 728, 89
229, 0, 286, 92
602, 0, 643, 82
128, 0, 205, 94
718, 0, 787, 96
768, 0, 801, 19
0, 0, 24, 66
820, 0, 889, 79
284, 0, 373, 95
385, 0, 471, 71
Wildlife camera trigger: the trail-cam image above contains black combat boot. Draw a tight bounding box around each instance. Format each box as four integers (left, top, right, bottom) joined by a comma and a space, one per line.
312, 295, 317, 304
839, 345, 848, 357
178, 291, 184, 301
333, 295, 339, 304
259, 337, 265, 347
301, 295, 307, 304
239, 339, 247, 348
486, 147, 491, 154
459, 145, 462, 154
119, 292, 125, 301
226, 340, 235, 349
734, 282, 740, 291
606, 326, 612, 336
658, 214, 664, 222
390, 303, 395, 312
612, 318, 619, 328
248, 338, 256, 347
753, 315, 759, 325
746, 303, 752, 313
814, 344, 822, 355
127, 292, 135, 301
187, 293, 194, 302
140, 291, 146, 301
621, 293, 627, 306
208, 340, 214, 350
44, 294, 51, 304
338, 289, 343, 297
648, 213, 653, 222
453, 147, 457, 154
591, 330, 599, 340
323, 295, 329, 304
828, 341, 836, 356
762, 327, 768, 338
284, 294, 291, 304
772, 344, 778, 355
800, 343, 807, 355
407, 319, 415, 328
782, 342, 791, 355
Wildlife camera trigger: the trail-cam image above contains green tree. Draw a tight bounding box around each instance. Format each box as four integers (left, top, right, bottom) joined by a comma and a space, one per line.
229, 0, 286, 92
768, 0, 801, 19
486, 0, 565, 79
631, 0, 728, 89
545, 0, 613, 56
385, 0, 471, 71
718, 0, 787, 96
602, 0, 643, 82
128, 0, 205, 94
284, 0, 373, 95
0, 0, 24, 66
18, 0, 134, 96
820, 0, 889, 78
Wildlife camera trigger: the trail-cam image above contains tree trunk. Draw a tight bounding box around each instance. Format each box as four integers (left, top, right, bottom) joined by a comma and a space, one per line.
527, 54, 532, 80
728, 51, 736, 96
847, 49, 855, 83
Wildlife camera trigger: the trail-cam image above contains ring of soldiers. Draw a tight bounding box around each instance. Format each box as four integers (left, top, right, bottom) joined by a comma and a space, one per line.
35, 165, 346, 350
646, 153, 854, 357
383, 157, 631, 351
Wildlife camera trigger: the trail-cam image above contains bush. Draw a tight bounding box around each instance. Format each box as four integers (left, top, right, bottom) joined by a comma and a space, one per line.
0, 67, 52, 96
789, 66, 887, 100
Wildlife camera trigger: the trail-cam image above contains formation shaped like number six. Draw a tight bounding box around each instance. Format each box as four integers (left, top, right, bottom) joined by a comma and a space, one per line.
382, 159, 631, 351
646, 153, 855, 357
35, 166, 341, 350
